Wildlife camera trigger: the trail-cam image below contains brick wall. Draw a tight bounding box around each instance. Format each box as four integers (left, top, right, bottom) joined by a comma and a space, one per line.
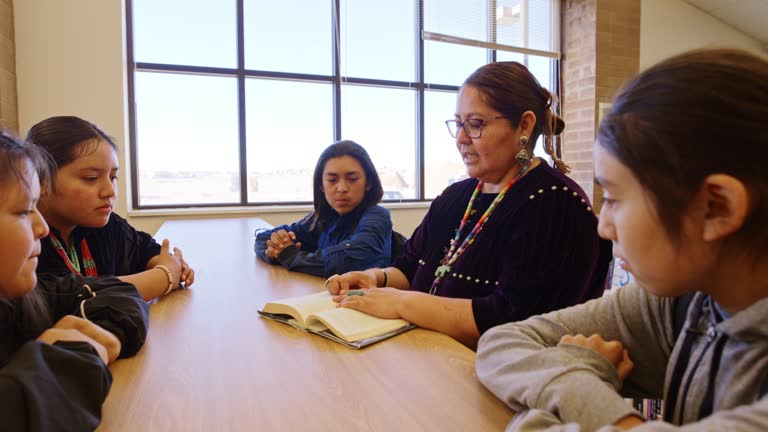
0, 0, 17, 133
562, 0, 640, 210
562, 0, 598, 204
596, 0, 640, 107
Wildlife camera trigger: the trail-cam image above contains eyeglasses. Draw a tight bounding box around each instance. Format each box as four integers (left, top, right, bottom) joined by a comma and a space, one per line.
445, 116, 510, 139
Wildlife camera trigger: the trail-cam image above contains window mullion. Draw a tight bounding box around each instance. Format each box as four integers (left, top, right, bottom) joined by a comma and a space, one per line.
417, 0, 425, 200
126, 0, 140, 209
333, 0, 342, 141
489, 0, 496, 64
237, 0, 248, 205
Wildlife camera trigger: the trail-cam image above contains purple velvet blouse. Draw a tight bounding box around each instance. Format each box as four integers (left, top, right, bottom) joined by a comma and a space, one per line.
393, 162, 613, 334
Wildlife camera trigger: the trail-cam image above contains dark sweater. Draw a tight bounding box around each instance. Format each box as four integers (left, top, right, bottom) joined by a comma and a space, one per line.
394, 161, 613, 333
0, 274, 149, 431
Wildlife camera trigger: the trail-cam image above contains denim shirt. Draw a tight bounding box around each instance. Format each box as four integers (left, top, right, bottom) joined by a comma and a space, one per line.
254, 205, 393, 277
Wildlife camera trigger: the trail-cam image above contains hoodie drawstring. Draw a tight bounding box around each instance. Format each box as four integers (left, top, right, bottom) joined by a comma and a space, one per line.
664, 299, 704, 423
698, 334, 729, 418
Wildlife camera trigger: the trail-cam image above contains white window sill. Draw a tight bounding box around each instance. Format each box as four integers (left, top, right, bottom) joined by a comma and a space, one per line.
127, 201, 432, 218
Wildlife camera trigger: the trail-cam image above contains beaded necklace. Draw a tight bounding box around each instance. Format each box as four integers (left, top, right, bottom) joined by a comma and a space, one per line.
48, 232, 99, 277
429, 159, 533, 295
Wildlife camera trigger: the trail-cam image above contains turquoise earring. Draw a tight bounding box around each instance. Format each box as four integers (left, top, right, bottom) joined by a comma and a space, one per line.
515, 136, 530, 165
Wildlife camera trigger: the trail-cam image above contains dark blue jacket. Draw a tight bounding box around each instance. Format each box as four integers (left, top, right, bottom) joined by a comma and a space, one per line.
255, 205, 393, 277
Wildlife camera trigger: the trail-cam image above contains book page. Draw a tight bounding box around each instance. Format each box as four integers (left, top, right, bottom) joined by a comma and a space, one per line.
262, 291, 336, 328
308, 308, 410, 343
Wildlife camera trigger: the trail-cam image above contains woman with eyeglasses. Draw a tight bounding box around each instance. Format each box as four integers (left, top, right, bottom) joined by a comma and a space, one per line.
325, 62, 612, 348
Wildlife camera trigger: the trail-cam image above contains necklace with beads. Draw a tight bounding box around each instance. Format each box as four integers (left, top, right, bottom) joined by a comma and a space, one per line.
48, 233, 99, 277
429, 159, 533, 295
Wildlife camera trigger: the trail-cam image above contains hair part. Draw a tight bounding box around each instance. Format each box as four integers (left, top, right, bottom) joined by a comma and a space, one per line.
597, 49, 768, 258
309, 140, 384, 231
25, 116, 117, 189
463, 61, 569, 173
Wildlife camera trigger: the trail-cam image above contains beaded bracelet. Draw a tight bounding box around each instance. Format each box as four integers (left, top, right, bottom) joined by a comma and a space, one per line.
155, 264, 174, 296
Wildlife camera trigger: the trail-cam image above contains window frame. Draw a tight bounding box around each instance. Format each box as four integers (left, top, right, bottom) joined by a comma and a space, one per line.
125, 0, 560, 209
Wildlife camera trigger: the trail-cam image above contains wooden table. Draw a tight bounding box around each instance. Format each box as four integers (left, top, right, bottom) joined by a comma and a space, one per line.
98, 218, 513, 431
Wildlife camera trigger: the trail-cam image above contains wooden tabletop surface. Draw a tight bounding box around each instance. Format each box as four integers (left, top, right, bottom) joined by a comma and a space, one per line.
97, 217, 513, 431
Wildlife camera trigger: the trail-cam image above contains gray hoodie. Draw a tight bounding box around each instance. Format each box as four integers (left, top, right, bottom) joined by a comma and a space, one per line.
476, 283, 768, 431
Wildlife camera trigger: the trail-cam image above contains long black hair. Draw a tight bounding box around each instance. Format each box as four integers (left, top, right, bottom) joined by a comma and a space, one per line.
308, 140, 384, 232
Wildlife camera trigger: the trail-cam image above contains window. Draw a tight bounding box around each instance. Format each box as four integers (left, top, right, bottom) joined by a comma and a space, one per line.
128, 0, 561, 208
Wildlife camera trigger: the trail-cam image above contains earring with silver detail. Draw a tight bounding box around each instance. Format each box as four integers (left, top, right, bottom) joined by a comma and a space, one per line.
515, 136, 530, 165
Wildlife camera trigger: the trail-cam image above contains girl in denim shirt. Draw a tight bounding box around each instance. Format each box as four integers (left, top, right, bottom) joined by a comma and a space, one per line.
255, 140, 394, 277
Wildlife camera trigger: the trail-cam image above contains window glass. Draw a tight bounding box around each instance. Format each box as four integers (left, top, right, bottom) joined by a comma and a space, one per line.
128, 1, 559, 207
527, 55, 553, 90
424, 90, 465, 198
245, 79, 333, 203
133, 0, 236, 68
340, 0, 416, 81
134, 72, 240, 205
425, 42, 490, 87
341, 85, 416, 200
495, 50, 525, 63
244, 0, 332, 74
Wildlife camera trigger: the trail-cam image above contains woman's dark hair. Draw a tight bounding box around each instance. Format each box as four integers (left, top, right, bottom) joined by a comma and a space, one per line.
25, 116, 117, 187
597, 49, 768, 256
464, 61, 569, 173
0, 130, 51, 326
308, 140, 384, 231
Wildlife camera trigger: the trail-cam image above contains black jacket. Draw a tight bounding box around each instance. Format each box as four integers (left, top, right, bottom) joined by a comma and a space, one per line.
0, 274, 149, 431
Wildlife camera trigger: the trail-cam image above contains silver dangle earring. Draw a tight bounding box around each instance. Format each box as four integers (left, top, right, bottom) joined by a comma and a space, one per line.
515, 136, 530, 165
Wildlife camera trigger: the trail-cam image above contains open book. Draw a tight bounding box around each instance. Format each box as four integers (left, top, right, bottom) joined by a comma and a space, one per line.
258, 291, 415, 349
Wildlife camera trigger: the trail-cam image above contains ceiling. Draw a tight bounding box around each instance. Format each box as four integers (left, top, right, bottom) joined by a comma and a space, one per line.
683, 0, 768, 45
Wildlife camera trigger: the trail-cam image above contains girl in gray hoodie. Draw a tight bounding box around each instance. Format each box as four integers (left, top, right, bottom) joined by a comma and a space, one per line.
476, 48, 768, 431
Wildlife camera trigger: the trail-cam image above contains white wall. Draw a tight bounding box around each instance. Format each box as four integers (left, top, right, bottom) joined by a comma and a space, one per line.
640, 0, 766, 69
13, 0, 427, 237
15, 0, 128, 215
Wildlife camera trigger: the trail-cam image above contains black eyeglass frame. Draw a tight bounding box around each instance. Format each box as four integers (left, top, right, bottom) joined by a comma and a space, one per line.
444, 116, 511, 139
